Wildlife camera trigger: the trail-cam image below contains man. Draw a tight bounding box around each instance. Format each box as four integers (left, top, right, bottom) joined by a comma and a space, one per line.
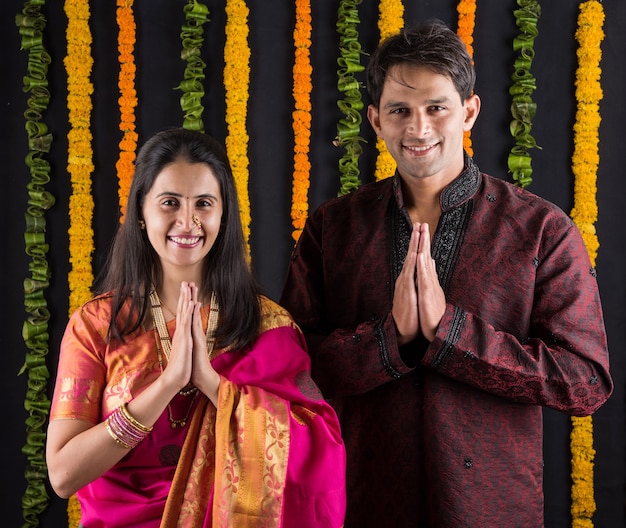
280, 19, 612, 528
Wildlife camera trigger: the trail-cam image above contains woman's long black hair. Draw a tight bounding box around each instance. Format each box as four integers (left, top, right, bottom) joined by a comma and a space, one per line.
94, 127, 261, 350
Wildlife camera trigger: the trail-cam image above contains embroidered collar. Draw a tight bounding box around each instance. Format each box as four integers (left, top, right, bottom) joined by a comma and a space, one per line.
391, 153, 482, 212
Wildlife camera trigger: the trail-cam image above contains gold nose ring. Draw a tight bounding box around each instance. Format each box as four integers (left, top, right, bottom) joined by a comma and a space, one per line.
192, 214, 202, 232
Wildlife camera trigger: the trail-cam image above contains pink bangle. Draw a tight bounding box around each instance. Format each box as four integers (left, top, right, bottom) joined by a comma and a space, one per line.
105, 403, 152, 449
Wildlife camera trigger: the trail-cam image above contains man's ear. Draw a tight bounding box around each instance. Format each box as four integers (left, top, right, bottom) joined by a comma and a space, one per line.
463, 93, 481, 132
367, 104, 383, 138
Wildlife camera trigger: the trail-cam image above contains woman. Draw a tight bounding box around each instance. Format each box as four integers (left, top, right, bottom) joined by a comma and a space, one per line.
46, 128, 347, 527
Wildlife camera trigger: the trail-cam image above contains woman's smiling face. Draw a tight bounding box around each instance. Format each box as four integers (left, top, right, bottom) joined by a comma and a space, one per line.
142, 158, 223, 275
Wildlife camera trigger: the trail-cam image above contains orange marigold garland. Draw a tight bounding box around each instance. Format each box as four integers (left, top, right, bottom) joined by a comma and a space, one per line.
116, 0, 137, 222
569, 2, 605, 526
224, 0, 251, 256
291, 0, 312, 242
374, 0, 403, 181
456, 0, 476, 156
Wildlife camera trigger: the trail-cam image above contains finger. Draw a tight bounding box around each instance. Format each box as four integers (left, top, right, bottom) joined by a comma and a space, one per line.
417, 222, 432, 256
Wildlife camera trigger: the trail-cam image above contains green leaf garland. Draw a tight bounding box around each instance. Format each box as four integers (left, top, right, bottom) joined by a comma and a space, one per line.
178, 0, 210, 132
15, 1, 54, 525
335, 0, 366, 196
508, 0, 541, 188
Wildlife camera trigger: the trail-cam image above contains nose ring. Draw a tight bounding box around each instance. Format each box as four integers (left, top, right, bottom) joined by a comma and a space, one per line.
192, 214, 202, 233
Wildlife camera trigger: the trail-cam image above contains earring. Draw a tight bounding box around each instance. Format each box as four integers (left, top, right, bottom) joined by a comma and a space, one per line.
139, 219, 146, 230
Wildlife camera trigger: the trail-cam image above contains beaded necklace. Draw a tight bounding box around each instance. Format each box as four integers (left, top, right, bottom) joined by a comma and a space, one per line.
149, 289, 219, 428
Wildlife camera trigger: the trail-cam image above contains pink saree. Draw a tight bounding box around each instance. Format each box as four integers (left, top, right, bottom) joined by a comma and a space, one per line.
51, 295, 346, 527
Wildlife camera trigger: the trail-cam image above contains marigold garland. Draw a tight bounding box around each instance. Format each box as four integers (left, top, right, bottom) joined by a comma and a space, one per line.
177, 0, 210, 133
224, 0, 251, 256
291, 0, 312, 242
374, 0, 403, 181
335, 0, 366, 197
508, 0, 541, 188
15, 2, 54, 525
116, 0, 137, 222
456, 0, 476, 156
65, 0, 95, 316
569, 2, 604, 526
65, 1, 95, 523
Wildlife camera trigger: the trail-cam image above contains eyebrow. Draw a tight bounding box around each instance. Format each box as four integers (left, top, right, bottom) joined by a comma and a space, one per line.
155, 191, 219, 200
382, 97, 451, 109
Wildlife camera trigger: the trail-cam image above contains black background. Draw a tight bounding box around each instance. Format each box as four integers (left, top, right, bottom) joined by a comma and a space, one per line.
1, 1, 624, 526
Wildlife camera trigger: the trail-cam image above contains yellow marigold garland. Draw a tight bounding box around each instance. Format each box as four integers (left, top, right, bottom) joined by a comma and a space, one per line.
15, 2, 54, 525
456, 0, 476, 156
224, 0, 251, 256
569, 2, 604, 526
65, 0, 95, 524
291, 0, 312, 242
65, 0, 95, 317
374, 0, 403, 181
116, 0, 137, 222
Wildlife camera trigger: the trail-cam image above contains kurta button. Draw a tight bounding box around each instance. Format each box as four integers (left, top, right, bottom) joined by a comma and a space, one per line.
464, 457, 473, 469
589, 375, 598, 385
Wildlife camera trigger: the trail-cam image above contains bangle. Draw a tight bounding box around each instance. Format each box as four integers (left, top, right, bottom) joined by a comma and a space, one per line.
105, 403, 153, 449
119, 402, 153, 433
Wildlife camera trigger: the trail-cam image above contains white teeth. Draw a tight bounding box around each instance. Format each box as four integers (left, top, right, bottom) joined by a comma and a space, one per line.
406, 145, 431, 152
170, 236, 200, 244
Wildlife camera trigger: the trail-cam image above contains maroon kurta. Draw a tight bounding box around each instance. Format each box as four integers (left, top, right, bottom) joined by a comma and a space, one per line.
280, 157, 612, 527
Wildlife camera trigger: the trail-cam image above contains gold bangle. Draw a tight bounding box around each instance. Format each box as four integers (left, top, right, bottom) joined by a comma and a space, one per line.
119, 402, 153, 433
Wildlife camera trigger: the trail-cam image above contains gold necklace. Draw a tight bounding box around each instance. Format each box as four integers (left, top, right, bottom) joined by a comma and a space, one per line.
149, 289, 219, 428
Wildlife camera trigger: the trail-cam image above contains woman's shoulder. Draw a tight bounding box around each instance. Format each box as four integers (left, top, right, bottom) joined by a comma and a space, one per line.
72, 292, 116, 321
258, 295, 301, 334
71, 292, 136, 334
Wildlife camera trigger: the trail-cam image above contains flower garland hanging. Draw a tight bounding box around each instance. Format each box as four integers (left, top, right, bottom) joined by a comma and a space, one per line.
291, 0, 312, 242
224, 0, 251, 256
65, 0, 95, 315
569, 2, 604, 526
334, 0, 365, 198
15, 2, 54, 525
507, 0, 541, 188
456, 0, 476, 156
65, 1, 95, 523
374, 0, 403, 181
116, 0, 137, 222
177, 0, 210, 133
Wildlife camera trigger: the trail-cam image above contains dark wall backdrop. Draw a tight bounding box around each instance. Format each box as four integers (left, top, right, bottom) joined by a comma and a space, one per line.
1, 1, 625, 527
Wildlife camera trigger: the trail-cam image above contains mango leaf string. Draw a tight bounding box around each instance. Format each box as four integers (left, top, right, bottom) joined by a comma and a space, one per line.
507, 0, 541, 188
177, 0, 210, 132
335, 0, 366, 196
15, 1, 54, 526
